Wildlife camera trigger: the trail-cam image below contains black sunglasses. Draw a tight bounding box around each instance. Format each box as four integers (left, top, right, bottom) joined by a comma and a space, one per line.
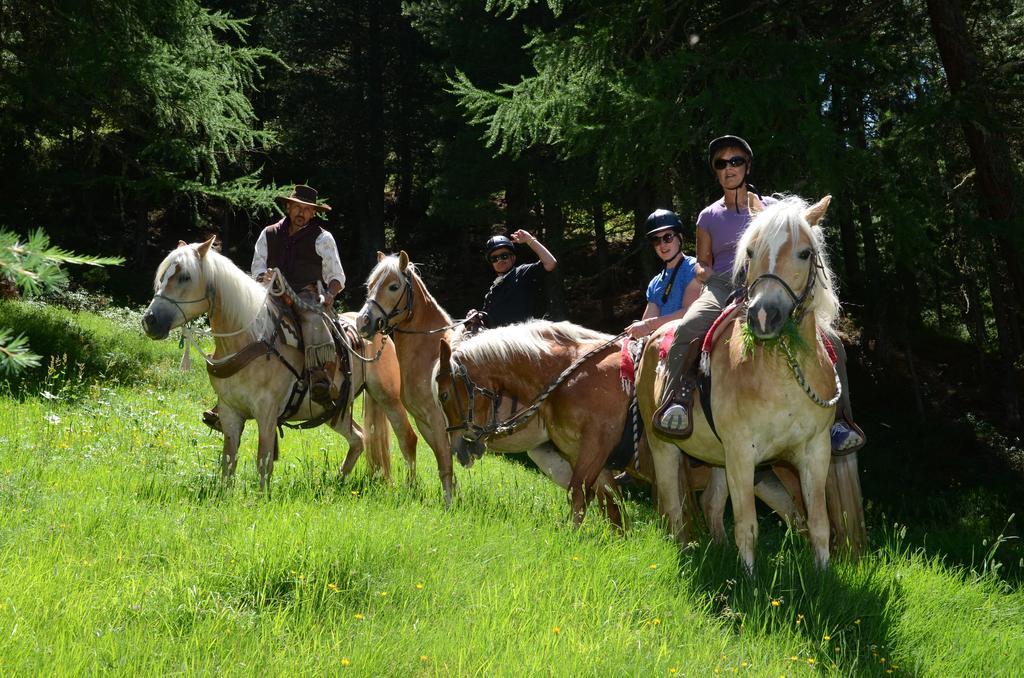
713, 155, 748, 170
648, 232, 677, 245
489, 252, 513, 263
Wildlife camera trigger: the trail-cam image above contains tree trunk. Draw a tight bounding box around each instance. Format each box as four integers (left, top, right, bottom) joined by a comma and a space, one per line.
592, 201, 613, 323
927, 0, 1022, 425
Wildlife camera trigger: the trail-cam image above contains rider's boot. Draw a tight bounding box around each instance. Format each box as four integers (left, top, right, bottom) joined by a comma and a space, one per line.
831, 418, 866, 454
309, 366, 333, 407
652, 338, 703, 439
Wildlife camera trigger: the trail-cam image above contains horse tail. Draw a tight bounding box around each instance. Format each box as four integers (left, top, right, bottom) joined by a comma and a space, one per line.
362, 391, 392, 480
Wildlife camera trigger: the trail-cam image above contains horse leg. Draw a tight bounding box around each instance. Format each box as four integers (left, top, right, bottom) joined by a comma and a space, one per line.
256, 418, 278, 494
219, 409, 244, 482
594, 469, 624, 530
649, 437, 689, 544
724, 458, 758, 575
364, 353, 418, 483
753, 468, 804, 532
527, 443, 572, 489
701, 467, 729, 544
799, 433, 833, 569
419, 418, 454, 507
334, 408, 367, 481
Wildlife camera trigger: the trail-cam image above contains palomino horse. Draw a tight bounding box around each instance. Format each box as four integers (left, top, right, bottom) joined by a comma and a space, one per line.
141, 238, 419, 491
355, 252, 457, 505
638, 195, 864, 572
434, 321, 630, 527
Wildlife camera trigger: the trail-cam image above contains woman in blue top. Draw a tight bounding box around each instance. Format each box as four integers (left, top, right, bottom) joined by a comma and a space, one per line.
626, 209, 701, 338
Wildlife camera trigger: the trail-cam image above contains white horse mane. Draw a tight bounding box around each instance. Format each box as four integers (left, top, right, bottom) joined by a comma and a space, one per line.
155, 244, 271, 335
455, 320, 612, 367
366, 254, 452, 324
733, 195, 840, 334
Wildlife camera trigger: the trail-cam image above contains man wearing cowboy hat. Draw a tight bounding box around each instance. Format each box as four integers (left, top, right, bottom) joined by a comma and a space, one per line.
203, 184, 346, 431
252, 184, 346, 407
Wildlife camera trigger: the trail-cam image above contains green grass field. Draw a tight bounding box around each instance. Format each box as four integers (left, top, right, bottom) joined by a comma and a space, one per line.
1, 304, 1022, 675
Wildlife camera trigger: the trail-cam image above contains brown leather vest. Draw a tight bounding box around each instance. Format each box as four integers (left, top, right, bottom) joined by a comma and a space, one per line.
265, 218, 326, 291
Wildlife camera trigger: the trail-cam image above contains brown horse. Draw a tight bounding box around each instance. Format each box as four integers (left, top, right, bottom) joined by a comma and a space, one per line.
141, 238, 419, 491
433, 321, 632, 526
355, 251, 458, 505
637, 196, 866, 572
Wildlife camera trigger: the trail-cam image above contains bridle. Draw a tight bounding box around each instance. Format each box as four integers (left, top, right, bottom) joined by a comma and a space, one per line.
744, 247, 822, 326
151, 285, 214, 324
364, 271, 415, 336
364, 270, 469, 336
742, 246, 841, 409
441, 358, 509, 445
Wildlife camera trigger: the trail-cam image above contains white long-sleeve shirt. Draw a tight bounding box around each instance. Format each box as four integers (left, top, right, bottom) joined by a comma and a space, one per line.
251, 225, 346, 290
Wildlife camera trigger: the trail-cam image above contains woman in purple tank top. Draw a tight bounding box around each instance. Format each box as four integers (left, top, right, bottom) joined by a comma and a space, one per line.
653, 136, 864, 453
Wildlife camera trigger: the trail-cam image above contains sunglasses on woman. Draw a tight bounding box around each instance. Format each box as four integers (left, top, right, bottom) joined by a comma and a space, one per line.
648, 232, 677, 245
713, 155, 748, 170
489, 253, 513, 263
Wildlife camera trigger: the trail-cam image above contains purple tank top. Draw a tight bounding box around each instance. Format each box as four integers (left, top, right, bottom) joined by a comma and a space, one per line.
696, 195, 777, 275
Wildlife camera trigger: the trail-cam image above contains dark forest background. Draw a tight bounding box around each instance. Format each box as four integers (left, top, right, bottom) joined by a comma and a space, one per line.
2, 0, 1022, 458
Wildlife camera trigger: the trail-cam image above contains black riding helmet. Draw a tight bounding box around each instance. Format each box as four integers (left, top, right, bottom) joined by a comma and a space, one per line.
485, 234, 515, 257
708, 135, 753, 170
644, 209, 684, 238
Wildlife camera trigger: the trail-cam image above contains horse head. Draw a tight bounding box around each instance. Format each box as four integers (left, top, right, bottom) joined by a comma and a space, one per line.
434, 337, 487, 467
736, 195, 835, 339
142, 238, 216, 339
357, 250, 415, 339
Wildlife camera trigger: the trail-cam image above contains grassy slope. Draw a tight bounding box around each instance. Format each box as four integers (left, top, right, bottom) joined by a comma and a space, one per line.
0, 307, 1021, 675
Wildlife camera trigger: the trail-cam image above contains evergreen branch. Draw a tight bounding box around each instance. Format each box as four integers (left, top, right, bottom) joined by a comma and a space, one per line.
0, 328, 42, 375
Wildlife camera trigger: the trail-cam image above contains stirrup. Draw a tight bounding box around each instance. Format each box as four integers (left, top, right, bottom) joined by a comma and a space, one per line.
652, 392, 694, 439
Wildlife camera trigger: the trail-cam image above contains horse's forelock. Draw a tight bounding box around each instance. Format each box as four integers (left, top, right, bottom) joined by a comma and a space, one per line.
737, 196, 840, 333
367, 255, 418, 291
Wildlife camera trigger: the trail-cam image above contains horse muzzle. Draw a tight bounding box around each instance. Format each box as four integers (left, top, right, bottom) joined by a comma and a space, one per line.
746, 298, 791, 339
355, 308, 381, 339
453, 436, 484, 468
141, 307, 171, 340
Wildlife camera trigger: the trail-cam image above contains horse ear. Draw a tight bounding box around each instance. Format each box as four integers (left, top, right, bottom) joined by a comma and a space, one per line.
804, 195, 832, 227
376, 250, 385, 262
177, 240, 188, 248
438, 337, 452, 370
748, 193, 765, 215
195, 236, 216, 258
398, 251, 410, 271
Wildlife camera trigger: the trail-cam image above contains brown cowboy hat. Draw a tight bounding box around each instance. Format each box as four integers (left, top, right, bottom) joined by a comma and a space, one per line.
275, 184, 332, 212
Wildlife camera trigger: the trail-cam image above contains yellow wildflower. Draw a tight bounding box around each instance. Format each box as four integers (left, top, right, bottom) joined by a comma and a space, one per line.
420, 655, 428, 662
823, 634, 830, 642
650, 563, 658, 569
771, 599, 781, 607
669, 669, 678, 675
341, 658, 350, 667
806, 658, 816, 665
552, 626, 561, 635
416, 583, 424, 589
652, 618, 661, 625
354, 613, 364, 620
328, 583, 340, 592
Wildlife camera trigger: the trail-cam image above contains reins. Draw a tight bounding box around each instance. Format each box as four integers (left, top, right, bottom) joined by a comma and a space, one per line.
445, 331, 628, 443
